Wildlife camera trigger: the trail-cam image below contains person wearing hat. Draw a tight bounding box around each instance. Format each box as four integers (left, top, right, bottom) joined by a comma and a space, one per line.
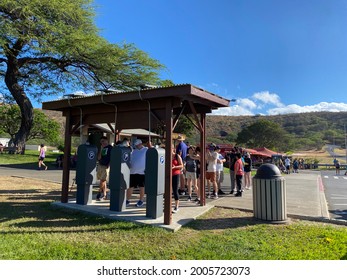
126, 139, 148, 207
175, 134, 188, 194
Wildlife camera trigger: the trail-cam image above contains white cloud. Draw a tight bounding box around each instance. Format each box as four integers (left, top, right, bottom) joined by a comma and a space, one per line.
210, 87, 347, 117
268, 102, 347, 115
211, 105, 254, 116
252, 91, 284, 107
237, 98, 257, 110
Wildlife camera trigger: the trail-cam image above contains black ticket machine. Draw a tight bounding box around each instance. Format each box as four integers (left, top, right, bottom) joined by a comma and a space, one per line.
108, 146, 132, 211
145, 147, 165, 219
76, 144, 97, 205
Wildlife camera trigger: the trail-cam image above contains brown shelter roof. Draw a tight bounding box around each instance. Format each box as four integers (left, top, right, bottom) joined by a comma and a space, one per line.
42, 84, 230, 131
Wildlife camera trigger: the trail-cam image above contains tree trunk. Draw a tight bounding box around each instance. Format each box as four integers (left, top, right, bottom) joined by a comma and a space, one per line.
4, 55, 33, 155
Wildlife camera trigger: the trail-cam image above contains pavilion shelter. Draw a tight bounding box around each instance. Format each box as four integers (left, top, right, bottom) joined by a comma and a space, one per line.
42, 84, 230, 225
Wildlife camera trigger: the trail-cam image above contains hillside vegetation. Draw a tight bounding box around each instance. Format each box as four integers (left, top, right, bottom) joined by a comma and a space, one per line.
40, 109, 347, 152
199, 111, 347, 151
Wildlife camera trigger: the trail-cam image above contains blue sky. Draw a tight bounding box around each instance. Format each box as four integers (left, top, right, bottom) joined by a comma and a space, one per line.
77, 0, 347, 115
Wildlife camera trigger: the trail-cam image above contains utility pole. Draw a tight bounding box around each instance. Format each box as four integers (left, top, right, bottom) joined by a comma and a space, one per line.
345, 124, 347, 165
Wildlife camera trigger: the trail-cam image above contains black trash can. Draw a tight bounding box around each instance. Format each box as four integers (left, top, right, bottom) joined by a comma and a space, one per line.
252, 163, 288, 223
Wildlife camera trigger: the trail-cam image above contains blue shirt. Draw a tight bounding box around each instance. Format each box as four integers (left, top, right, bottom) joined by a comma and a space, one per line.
176, 141, 188, 161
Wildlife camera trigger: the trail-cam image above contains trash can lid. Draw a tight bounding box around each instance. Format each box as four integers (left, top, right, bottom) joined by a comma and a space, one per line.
254, 163, 282, 179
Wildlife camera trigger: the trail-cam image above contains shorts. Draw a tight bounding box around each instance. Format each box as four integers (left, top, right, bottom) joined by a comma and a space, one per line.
206, 171, 216, 182
186, 171, 197, 180
130, 174, 145, 188
97, 165, 109, 181
38, 157, 45, 161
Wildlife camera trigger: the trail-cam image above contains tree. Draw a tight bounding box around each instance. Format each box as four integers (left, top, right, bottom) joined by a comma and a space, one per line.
173, 115, 195, 138
0, 0, 163, 153
0, 105, 60, 146
236, 119, 292, 151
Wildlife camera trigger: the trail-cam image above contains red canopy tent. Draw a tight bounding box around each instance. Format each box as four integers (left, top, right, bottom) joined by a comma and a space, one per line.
244, 148, 271, 158
244, 147, 284, 160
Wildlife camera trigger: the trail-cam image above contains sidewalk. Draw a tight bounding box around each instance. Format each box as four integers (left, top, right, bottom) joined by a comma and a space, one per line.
211, 170, 329, 219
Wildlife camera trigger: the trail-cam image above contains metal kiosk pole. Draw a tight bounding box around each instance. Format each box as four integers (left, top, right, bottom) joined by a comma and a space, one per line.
145, 147, 165, 219
108, 146, 132, 211
75, 144, 97, 205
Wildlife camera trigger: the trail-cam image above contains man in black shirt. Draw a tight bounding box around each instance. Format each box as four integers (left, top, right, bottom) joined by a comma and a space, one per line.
96, 136, 112, 201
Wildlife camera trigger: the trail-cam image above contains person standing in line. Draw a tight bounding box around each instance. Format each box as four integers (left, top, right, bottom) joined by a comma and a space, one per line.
243, 152, 252, 190
206, 143, 219, 199
216, 146, 226, 195
38, 144, 48, 170
172, 145, 183, 213
126, 139, 148, 207
185, 146, 200, 202
284, 157, 291, 174
228, 149, 237, 194
234, 153, 244, 197
176, 135, 188, 195
195, 146, 201, 203
293, 158, 299, 173
96, 136, 112, 201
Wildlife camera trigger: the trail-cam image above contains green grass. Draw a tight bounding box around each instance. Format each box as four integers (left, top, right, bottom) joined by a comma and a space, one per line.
0, 178, 346, 260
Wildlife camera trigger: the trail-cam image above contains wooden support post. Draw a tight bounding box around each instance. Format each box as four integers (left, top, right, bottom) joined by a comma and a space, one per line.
164, 99, 173, 225
199, 113, 206, 206
61, 111, 72, 203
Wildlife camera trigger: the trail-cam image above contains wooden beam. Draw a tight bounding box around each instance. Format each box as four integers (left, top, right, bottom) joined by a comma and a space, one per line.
188, 101, 204, 133
172, 102, 186, 131
106, 123, 115, 134
184, 114, 200, 131
199, 112, 206, 206
164, 99, 173, 225
61, 111, 72, 203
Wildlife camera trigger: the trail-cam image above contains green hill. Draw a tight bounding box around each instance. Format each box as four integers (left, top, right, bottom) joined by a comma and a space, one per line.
41, 109, 347, 151
194, 111, 347, 150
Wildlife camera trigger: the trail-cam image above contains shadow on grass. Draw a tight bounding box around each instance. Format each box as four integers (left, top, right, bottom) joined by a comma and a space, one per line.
0, 200, 141, 233
2, 189, 62, 201
186, 215, 263, 231
0, 189, 142, 233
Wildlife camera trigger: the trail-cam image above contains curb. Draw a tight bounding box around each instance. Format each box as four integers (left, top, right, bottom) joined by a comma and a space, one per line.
317, 175, 330, 219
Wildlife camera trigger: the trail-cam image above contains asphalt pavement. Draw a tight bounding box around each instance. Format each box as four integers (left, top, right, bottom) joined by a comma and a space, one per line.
0, 165, 76, 185
320, 170, 347, 221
